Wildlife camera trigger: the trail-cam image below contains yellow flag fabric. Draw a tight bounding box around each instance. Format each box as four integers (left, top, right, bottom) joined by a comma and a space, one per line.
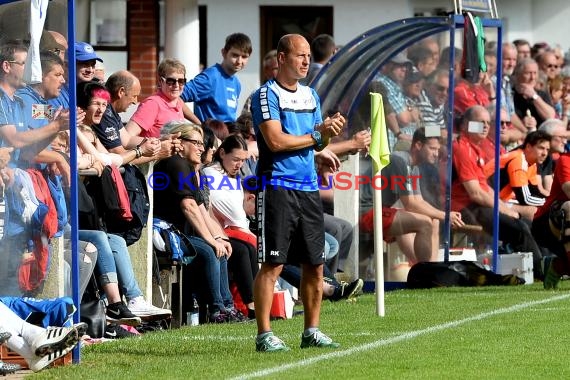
369, 93, 390, 173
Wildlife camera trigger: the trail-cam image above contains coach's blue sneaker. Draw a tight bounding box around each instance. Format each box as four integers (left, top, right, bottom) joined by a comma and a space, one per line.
300, 329, 340, 349
256, 332, 290, 352
542, 256, 561, 290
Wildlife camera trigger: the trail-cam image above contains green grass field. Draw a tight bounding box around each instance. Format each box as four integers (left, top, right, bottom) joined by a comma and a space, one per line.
30, 281, 570, 380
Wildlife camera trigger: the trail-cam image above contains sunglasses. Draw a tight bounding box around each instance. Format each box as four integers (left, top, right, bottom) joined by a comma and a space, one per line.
161, 77, 186, 87
500, 121, 512, 127
547, 64, 560, 69
181, 138, 205, 147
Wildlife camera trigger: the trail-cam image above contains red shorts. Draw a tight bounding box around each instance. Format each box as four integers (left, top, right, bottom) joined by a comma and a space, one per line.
359, 207, 398, 242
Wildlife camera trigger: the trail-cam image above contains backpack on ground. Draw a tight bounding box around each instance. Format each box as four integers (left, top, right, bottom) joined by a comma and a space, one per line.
406, 260, 525, 289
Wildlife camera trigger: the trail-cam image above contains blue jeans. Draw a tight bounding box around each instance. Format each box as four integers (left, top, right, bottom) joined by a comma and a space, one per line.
186, 235, 233, 313
78, 230, 143, 300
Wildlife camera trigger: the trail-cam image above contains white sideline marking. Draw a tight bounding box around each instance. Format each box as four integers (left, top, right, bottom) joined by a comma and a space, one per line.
231, 293, 570, 380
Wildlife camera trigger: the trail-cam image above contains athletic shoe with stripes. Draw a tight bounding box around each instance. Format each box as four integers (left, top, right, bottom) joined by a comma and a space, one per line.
255, 332, 290, 352
28, 343, 78, 372
31, 326, 79, 357
300, 329, 340, 349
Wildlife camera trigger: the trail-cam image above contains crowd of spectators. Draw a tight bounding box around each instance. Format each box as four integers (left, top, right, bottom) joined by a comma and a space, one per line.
1, 20, 570, 371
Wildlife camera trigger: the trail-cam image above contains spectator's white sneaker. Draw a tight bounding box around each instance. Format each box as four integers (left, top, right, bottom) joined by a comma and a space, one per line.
128, 296, 171, 319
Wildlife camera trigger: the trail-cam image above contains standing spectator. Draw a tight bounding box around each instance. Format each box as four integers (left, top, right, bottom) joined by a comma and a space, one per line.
301, 34, 336, 85
251, 34, 345, 352
241, 49, 277, 115
47, 41, 101, 110
0, 41, 69, 164
513, 39, 531, 61
181, 33, 252, 124
126, 58, 199, 138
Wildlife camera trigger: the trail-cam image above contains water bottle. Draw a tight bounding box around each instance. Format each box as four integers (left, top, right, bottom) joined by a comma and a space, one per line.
482, 245, 493, 271
187, 296, 199, 326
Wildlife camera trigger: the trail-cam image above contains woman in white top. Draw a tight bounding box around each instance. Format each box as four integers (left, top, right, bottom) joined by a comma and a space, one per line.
203, 134, 257, 318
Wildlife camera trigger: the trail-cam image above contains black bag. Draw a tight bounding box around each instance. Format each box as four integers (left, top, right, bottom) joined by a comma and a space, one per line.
406, 260, 525, 289
80, 276, 106, 338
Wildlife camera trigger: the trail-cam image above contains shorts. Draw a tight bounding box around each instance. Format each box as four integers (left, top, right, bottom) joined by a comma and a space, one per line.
256, 186, 324, 265
359, 207, 398, 242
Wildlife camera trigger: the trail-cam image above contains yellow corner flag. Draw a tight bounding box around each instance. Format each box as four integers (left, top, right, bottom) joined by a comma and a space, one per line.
369, 93, 390, 174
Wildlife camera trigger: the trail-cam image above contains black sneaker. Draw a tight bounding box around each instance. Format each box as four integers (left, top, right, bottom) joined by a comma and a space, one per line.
329, 279, 364, 302
104, 323, 140, 339
106, 302, 142, 326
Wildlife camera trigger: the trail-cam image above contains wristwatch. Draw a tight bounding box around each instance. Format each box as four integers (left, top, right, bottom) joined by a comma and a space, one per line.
311, 130, 323, 149
531, 93, 539, 101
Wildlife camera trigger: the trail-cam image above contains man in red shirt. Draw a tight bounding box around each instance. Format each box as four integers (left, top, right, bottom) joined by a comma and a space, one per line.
451, 105, 543, 275
532, 152, 570, 289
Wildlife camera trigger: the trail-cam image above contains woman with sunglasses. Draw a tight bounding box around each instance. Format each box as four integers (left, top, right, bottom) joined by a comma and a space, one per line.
125, 58, 200, 139
154, 120, 244, 323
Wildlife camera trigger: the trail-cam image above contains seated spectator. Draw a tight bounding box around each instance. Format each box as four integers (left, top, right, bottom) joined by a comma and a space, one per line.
154, 121, 243, 323
395, 67, 424, 151
0, 301, 85, 372
202, 135, 257, 319
408, 44, 438, 78
538, 118, 567, 195
453, 71, 494, 122
360, 128, 465, 263
376, 53, 415, 149
417, 68, 449, 133
451, 105, 543, 275
126, 58, 198, 138
512, 58, 556, 128
532, 148, 570, 289
484, 131, 550, 221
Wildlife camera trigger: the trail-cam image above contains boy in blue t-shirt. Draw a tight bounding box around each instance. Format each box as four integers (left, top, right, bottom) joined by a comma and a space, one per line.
181, 33, 252, 124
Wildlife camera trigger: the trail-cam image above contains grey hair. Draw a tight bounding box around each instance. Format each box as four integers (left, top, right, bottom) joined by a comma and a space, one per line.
538, 118, 565, 135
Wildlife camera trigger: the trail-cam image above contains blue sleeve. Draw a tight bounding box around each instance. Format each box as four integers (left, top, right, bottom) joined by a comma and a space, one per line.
312, 88, 323, 126
181, 71, 214, 103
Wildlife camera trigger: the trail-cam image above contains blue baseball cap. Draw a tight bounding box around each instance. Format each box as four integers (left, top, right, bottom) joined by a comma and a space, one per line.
75, 42, 103, 62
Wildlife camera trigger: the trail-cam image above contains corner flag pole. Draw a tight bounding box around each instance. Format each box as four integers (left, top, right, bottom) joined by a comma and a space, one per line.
369, 93, 390, 317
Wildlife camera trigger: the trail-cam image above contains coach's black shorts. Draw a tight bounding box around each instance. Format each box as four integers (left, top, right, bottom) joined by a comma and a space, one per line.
256, 186, 325, 265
